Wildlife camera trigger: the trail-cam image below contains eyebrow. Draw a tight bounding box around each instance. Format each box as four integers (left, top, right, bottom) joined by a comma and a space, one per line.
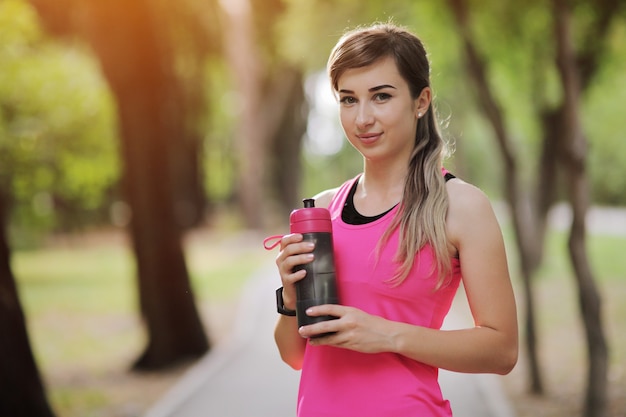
338, 84, 397, 94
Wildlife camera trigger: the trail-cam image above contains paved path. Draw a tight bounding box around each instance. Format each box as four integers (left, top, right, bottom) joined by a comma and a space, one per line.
144, 262, 516, 417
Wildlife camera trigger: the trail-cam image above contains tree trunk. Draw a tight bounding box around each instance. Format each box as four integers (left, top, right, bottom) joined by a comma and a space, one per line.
0, 191, 56, 417
149, 0, 219, 230
553, 1, 609, 415
446, 0, 547, 394
87, 0, 210, 369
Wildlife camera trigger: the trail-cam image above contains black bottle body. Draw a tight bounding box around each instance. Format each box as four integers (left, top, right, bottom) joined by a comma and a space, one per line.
293, 231, 339, 328
289, 199, 339, 334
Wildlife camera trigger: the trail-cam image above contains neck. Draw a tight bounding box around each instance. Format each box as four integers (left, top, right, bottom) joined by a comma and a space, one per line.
363, 149, 409, 182
359, 159, 407, 204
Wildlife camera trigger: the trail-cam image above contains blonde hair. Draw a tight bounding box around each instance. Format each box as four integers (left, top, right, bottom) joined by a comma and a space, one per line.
328, 23, 452, 286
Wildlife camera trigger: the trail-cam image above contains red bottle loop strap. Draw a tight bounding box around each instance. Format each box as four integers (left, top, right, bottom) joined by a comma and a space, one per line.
263, 235, 284, 251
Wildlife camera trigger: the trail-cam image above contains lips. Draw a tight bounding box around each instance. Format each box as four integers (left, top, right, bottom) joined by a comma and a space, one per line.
356, 132, 382, 145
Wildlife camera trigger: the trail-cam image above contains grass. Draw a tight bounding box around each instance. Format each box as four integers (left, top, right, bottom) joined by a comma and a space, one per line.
12, 228, 269, 417
10, 224, 626, 417
15, 245, 136, 315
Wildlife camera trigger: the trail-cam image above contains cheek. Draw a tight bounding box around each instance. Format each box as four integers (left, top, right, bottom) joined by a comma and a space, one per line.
339, 109, 353, 130
391, 112, 419, 139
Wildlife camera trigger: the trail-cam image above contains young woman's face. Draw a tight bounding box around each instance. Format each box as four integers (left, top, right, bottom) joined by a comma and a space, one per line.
336, 56, 424, 164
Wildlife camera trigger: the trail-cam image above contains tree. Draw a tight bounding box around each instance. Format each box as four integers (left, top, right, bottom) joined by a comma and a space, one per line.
29, 0, 213, 369
0, 1, 116, 411
447, 0, 619, 415
446, 0, 551, 394
0, 191, 56, 416
552, 1, 610, 414
220, 0, 308, 228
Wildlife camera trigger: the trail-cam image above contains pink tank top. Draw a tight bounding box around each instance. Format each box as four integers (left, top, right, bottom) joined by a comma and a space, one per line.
297, 176, 462, 417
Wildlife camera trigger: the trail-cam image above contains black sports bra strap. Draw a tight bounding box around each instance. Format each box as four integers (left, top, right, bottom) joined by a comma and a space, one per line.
444, 172, 456, 182
342, 172, 456, 225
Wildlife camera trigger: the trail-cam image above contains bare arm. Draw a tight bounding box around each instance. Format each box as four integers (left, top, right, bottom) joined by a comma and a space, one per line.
274, 313, 306, 370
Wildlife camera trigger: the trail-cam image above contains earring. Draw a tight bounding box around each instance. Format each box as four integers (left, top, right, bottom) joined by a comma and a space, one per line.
418, 112, 422, 118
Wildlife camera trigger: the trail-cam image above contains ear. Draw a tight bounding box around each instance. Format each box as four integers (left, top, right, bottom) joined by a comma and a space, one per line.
414, 87, 432, 119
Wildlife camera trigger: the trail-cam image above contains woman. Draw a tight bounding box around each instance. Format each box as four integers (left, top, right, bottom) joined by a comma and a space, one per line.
273, 23, 518, 416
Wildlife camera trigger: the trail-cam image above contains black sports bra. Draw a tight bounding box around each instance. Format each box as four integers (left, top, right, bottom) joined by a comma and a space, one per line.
341, 172, 456, 225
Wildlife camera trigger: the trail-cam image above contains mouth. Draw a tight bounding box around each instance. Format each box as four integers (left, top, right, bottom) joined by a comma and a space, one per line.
356, 132, 382, 144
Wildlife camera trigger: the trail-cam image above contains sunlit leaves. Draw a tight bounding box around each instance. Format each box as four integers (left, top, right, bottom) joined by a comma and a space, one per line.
0, 0, 41, 54
0, 0, 119, 237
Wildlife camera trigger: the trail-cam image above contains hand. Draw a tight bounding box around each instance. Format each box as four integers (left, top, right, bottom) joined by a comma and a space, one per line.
275, 233, 315, 310
298, 304, 395, 354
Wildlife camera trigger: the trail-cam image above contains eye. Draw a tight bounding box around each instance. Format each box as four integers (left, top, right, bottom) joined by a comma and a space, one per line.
373, 92, 392, 102
339, 96, 357, 105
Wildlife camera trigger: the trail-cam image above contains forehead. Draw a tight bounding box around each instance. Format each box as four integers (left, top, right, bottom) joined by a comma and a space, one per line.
337, 56, 406, 92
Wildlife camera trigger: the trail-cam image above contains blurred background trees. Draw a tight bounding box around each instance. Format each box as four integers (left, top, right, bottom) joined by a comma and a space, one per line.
27, 0, 219, 371
0, 0, 625, 416
447, 1, 622, 416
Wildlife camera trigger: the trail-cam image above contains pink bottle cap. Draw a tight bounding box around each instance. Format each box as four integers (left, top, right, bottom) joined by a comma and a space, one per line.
290, 199, 332, 234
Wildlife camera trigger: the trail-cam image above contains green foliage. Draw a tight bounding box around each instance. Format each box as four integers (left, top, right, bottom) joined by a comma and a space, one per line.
0, 0, 119, 243
459, 0, 626, 203
1, 0, 625, 241
203, 60, 237, 202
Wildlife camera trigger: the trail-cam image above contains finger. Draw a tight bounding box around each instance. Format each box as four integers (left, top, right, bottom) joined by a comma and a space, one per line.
298, 320, 339, 339
279, 233, 303, 250
306, 332, 336, 345
281, 269, 307, 290
305, 304, 344, 317
277, 241, 315, 278
279, 253, 314, 276
280, 241, 315, 259
276, 239, 314, 267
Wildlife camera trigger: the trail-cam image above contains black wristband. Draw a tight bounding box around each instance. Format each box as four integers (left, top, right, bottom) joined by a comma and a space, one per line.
276, 287, 297, 316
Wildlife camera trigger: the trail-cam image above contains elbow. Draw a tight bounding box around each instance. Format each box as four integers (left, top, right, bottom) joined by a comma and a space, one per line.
496, 356, 517, 375
274, 332, 304, 370
279, 351, 303, 370
487, 323, 518, 375
495, 342, 518, 375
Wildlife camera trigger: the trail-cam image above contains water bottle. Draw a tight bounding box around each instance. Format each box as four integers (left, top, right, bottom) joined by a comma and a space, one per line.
290, 198, 339, 329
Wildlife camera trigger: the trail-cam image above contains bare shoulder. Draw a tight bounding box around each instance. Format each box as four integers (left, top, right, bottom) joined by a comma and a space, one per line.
445, 178, 502, 246
446, 178, 494, 215
311, 188, 340, 209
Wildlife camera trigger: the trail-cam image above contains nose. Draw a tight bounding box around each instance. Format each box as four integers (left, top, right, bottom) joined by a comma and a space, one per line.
355, 103, 374, 130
